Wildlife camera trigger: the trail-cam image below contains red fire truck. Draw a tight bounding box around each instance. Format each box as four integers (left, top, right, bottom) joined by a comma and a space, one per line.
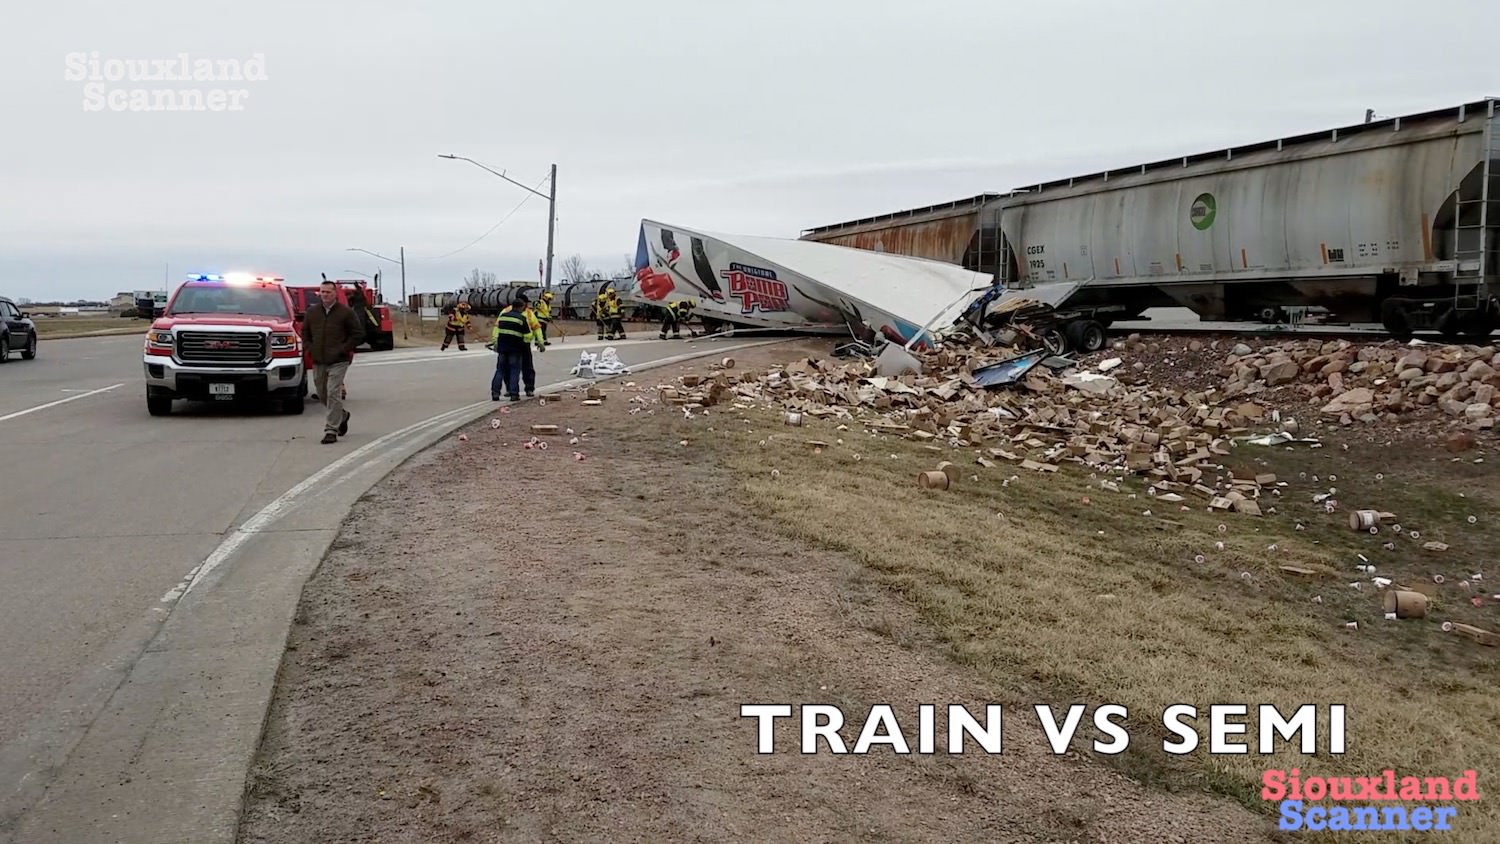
286, 277, 395, 351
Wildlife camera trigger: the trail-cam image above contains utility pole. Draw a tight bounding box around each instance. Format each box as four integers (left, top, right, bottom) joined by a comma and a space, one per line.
544, 164, 557, 291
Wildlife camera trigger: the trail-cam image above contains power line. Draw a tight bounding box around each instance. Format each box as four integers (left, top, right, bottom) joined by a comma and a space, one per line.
415, 172, 552, 261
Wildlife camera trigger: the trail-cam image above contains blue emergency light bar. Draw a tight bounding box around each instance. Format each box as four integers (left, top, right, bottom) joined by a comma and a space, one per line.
184, 273, 285, 282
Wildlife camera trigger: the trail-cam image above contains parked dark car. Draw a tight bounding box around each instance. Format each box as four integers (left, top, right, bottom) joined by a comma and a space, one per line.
0, 297, 38, 362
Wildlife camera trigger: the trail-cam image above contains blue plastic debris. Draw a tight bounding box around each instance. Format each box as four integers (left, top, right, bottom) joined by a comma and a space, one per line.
971, 349, 1048, 388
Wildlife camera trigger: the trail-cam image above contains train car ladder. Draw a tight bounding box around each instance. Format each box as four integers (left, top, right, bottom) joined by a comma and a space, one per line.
1451, 99, 1499, 316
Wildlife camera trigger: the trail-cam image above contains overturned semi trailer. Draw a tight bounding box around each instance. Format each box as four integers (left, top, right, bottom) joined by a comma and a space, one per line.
620, 219, 992, 348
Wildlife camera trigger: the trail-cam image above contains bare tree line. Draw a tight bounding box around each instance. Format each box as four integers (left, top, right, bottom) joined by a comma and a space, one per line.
458, 254, 636, 289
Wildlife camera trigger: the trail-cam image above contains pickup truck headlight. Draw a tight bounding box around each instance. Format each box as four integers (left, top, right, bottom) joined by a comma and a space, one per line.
270, 331, 299, 350
146, 330, 174, 349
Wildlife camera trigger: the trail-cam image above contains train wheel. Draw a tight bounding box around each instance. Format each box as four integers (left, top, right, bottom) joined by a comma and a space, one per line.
1461, 308, 1499, 341
1380, 300, 1413, 342
1065, 320, 1107, 353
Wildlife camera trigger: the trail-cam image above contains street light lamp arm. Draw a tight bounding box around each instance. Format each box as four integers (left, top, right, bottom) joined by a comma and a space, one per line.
346, 247, 402, 266
438, 153, 552, 200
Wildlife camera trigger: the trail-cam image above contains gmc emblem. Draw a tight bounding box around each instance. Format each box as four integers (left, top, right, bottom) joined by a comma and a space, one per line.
206, 340, 233, 349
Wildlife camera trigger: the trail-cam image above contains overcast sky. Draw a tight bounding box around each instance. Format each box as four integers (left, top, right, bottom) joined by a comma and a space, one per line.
2, 0, 1497, 302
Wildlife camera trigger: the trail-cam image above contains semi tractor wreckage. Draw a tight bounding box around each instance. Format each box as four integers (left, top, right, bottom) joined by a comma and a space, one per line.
805, 98, 1500, 351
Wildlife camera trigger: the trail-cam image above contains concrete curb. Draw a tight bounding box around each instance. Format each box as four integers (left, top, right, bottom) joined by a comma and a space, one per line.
0, 337, 789, 844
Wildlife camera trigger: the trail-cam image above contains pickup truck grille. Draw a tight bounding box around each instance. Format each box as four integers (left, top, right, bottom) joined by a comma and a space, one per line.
176, 331, 268, 366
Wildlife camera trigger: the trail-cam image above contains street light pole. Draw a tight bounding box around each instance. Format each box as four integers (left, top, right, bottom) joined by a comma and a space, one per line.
438, 153, 557, 291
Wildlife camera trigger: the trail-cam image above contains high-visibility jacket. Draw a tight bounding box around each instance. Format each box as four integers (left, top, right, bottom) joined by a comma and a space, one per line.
447, 311, 471, 330
668, 300, 694, 318
535, 297, 552, 322
592, 293, 609, 320
491, 305, 543, 348
606, 296, 621, 317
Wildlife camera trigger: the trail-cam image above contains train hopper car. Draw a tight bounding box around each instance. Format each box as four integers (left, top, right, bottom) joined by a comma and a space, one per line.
804, 98, 1500, 348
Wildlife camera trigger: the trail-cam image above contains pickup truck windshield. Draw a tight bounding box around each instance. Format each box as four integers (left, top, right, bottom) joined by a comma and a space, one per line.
168, 286, 289, 317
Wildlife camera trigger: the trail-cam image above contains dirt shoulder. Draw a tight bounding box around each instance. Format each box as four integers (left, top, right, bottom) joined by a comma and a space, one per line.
237, 339, 1277, 844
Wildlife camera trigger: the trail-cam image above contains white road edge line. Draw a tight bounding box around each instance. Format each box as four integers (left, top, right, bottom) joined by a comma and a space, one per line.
165, 400, 490, 603
0, 383, 124, 423
163, 337, 782, 606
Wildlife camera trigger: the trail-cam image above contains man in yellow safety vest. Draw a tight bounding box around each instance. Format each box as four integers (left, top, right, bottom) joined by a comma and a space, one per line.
490, 292, 546, 401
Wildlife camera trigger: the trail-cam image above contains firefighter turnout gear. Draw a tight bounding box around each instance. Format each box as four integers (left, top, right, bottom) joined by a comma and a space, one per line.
490, 299, 546, 401
592, 290, 610, 340
659, 299, 695, 339
604, 289, 626, 340
442, 303, 472, 350
535, 291, 554, 346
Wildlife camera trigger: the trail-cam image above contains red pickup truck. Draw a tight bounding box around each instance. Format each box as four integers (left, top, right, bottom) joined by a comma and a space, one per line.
142, 275, 308, 416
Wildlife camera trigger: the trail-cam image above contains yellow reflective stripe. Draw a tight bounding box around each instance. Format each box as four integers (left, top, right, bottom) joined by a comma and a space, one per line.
492, 310, 528, 339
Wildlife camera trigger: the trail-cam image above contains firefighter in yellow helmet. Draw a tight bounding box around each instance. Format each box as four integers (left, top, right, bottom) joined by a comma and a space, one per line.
592, 288, 610, 340
659, 298, 696, 340
534, 290, 555, 346
604, 288, 626, 340
442, 301, 472, 350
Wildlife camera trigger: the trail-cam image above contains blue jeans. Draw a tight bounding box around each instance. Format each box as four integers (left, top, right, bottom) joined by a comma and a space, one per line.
491, 346, 535, 398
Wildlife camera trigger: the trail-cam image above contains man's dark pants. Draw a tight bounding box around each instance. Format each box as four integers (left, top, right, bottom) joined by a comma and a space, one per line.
491, 344, 537, 399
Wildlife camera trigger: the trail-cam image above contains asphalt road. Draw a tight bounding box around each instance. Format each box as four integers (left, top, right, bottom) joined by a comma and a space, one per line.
0, 330, 756, 841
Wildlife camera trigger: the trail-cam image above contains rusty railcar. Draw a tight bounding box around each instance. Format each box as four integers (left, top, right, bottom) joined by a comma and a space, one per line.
799, 194, 1003, 277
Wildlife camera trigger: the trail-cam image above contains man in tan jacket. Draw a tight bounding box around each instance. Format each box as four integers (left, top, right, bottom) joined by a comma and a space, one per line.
302, 280, 365, 443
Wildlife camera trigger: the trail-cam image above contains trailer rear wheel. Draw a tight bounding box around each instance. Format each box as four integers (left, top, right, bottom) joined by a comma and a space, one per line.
1065, 320, 1107, 354
1038, 326, 1068, 355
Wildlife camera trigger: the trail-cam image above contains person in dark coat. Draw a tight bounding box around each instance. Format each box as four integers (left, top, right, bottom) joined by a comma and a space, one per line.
302, 280, 365, 443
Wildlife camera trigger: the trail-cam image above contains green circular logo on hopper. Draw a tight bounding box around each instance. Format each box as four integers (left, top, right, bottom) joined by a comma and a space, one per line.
1190, 193, 1217, 231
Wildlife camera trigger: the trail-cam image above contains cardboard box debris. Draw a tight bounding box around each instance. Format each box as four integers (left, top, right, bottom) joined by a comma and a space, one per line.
673, 331, 1500, 515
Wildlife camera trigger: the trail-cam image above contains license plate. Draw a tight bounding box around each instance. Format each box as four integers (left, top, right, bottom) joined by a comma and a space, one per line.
209, 383, 235, 396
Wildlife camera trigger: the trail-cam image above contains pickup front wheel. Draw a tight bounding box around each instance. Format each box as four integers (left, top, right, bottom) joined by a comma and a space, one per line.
147, 394, 172, 416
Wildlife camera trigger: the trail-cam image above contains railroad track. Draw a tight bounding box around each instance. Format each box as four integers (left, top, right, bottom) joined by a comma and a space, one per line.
1106, 320, 1495, 344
